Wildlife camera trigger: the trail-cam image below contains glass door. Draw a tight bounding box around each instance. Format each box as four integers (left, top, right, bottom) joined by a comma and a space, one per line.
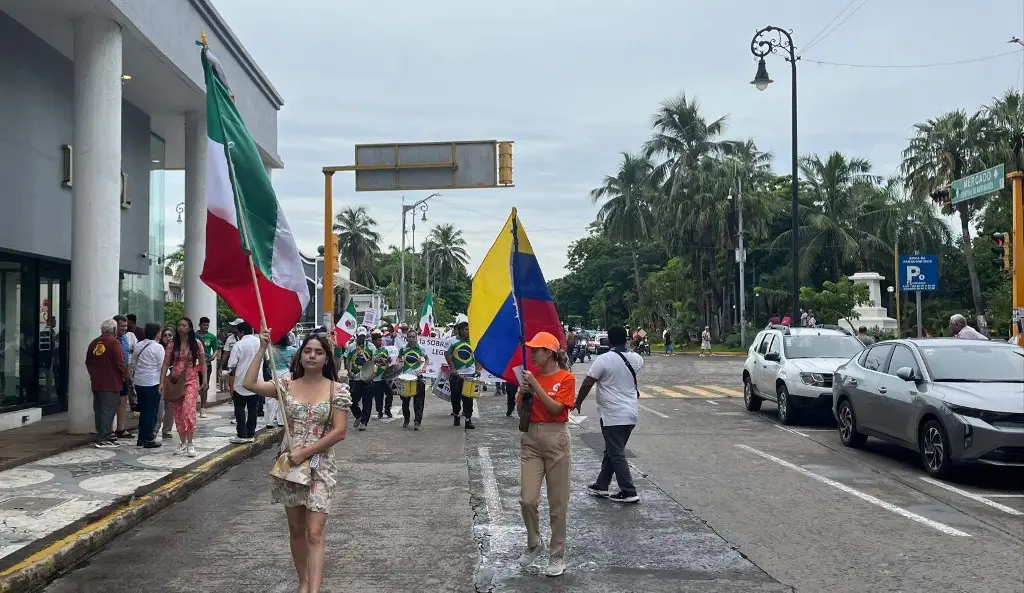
37, 268, 69, 412
0, 262, 23, 410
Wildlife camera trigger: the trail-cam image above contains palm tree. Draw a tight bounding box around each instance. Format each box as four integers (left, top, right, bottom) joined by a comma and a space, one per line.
986, 89, 1024, 170
901, 109, 996, 322
333, 206, 382, 286
165, 243, 185, 282
425, 223, 469, 287
779, 152, 885, 282
590, 152, 660, 298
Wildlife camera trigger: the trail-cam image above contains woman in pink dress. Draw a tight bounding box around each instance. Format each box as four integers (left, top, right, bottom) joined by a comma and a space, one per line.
159, 317, 207, 458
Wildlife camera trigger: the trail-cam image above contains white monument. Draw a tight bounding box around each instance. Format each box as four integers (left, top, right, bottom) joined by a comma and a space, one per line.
839, 272, 898, 332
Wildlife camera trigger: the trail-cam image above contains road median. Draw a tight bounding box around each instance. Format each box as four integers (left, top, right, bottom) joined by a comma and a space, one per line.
0, 430, 281, 593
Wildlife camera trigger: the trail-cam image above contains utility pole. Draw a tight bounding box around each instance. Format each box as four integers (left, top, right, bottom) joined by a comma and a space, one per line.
731, 182, 747, 347
323, 171, 335, 328
399, 195, 407, 324
398, 192, 439, 324
1010, 171, 1024, 345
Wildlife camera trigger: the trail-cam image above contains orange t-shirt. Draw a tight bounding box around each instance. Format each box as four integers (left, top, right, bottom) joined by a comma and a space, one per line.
522, 369, 576, 423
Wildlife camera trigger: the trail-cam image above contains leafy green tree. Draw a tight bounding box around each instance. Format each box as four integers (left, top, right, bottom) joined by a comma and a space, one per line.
333, 206, 381, 287
798, 280, 870, 326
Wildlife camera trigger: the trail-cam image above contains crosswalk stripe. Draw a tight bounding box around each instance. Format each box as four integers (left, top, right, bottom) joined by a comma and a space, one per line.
639, 391, 655, 399
701, 385, 743, 397
672, 385, 717, 397
647, 386, 685, 398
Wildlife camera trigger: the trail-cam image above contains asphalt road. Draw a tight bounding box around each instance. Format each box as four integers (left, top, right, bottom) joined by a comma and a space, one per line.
43, 354, 1024, 592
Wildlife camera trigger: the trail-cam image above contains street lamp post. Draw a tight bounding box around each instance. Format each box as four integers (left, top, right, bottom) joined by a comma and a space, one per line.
751, 25, 800, 324
728, 181, 746, 347
399, 192, 439, 323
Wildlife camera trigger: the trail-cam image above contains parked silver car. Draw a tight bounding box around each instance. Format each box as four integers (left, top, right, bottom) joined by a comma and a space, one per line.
832, 338, 1024, 478
742, 326, 866, 424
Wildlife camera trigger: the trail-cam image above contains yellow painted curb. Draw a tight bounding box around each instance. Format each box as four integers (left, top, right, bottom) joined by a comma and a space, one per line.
0, 430, 281, 593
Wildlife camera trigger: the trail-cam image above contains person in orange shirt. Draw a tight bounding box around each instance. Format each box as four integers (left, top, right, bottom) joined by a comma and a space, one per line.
515, 331, 575, 578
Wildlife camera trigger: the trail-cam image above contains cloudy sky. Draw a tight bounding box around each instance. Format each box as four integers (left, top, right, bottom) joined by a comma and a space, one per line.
165, 0, 1024, 280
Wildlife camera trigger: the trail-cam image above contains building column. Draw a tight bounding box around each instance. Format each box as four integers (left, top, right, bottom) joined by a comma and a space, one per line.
68, 16, 123, 434
183, 111, 218, 379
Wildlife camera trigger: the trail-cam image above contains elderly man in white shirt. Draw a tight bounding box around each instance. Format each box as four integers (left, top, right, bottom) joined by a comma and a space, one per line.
573, 325, 644, 504
950, 314, 988, 340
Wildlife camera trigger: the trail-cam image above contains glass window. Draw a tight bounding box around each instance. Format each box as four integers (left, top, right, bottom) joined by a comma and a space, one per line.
757, 333, 772, 355
919, 344, 1024, 382
885, 345, 918, 376
767, 335, 781, 356
119, 134, 167, 326
0, 262, 23, 409
782, 334, 865, 359
862, 344, 894, 372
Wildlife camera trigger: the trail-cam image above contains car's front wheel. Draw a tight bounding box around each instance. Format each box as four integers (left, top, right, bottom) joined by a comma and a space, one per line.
743, 376, 762, 411
776, 384, 799, 425
836, 398, 867, 448
919, 419, 953, 479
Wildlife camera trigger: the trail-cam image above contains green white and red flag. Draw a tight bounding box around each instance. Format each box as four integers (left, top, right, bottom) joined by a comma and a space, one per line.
334, 299, 359, 345
198, 46, 308, 343
419, 293, 435, 335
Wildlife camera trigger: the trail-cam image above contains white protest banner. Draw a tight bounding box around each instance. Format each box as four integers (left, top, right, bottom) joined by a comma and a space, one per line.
478, 368, 503, 384
362, 308, 379, 328
418, 335, 451, 378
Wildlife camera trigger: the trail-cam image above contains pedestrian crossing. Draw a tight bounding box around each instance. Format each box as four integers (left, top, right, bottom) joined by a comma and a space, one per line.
640, 384, 742, 399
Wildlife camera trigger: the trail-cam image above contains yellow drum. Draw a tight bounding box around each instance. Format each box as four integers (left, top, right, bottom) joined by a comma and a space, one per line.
398, 373, 418, 397
461, 377, 481, 398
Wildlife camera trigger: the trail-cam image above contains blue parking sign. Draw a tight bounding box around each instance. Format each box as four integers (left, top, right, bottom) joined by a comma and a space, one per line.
899, 254, 939, 291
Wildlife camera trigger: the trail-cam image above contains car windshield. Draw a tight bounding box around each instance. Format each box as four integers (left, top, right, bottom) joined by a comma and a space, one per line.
782, 334, 864, 359
919, 344, 1024, 382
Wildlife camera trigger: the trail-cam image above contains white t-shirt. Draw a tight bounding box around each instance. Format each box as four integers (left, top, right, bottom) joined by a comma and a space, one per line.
586, 349, 644, 426
228, 334, 261, 396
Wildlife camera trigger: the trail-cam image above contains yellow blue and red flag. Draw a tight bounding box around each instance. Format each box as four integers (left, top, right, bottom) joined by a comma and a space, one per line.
468, 209, 565, 384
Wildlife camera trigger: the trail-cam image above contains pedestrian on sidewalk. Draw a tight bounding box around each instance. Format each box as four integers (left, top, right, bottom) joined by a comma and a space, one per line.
130, 322, 165, 448
573, 326, 642, 504
445, 321, 477, 430
398, 327, 428, 430
159, 317, 207, 457
265, 334, 297, 429
113, 315, 137, 439
349, 333, 377, 431
86, 319, 130, 448
196, 316, 221, 419
516, 331, 575, 577
157, 327, 176, 438
228, 321, 261, 443
370, 331, 396, 422
242, 329, 350, 593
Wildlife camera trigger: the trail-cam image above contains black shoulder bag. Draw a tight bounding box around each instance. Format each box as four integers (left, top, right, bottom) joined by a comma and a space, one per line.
611, 350, 640, 399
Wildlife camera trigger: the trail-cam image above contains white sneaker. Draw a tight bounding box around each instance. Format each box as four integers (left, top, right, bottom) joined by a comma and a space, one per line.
545, 558, 566, 577
229, 436, 249, 444
186, 444, 197, 457
173, 444, 186, 456
199, 409, 208, 418
518, 544, 544, 567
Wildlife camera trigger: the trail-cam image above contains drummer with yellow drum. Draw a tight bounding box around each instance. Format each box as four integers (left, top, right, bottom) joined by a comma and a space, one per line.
445, 321, 478, 430
397, 327, 428, 430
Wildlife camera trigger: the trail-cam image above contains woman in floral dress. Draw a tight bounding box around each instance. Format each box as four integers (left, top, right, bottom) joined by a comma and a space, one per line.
158, 317, 207, 458
242, 328, 349, 593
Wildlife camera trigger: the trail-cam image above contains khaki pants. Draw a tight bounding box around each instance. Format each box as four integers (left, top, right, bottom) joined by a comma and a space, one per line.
520, 421, 572, 559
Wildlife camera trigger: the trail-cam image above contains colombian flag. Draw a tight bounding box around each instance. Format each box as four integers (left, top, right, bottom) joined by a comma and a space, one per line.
468, 209, 565, 384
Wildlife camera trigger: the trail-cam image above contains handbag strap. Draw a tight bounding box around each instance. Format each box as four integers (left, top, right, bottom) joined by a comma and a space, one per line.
612, 349, 640, 399
131, 341, 155, 380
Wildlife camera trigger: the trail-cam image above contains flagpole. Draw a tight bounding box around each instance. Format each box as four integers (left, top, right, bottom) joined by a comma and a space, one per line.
509, 209, 528, 377
202, 42, 293, 446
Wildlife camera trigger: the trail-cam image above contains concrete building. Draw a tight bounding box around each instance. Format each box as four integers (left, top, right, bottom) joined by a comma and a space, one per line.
0, 0, 282, 433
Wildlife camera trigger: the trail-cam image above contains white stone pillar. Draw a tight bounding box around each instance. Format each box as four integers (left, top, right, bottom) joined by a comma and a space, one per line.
68, 16, 123, 434
183, 111, 218, 393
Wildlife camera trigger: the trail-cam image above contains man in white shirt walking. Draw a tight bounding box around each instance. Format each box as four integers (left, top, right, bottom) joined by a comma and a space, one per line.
227, 321, 261, 443
573, 325, 643, 503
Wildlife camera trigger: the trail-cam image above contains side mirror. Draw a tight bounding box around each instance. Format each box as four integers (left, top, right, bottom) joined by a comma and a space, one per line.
895, 366, 917, 382
764, 351, 781, 362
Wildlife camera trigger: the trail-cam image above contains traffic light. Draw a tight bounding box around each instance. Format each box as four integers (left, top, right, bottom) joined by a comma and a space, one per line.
497, 142, 513, 186
991, 232, 1011, 271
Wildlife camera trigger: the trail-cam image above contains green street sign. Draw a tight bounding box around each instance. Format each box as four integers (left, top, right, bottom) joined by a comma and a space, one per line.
951, 164, 1004, 204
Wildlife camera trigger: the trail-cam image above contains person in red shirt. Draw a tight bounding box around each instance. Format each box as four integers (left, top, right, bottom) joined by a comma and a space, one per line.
515, 331, 575, 577
85, 319, 130, 448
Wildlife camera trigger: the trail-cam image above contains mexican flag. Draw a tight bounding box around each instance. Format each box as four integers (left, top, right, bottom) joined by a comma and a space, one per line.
335, 299, 359, 345
419, 293, 435, 335
198, 46, 307, 343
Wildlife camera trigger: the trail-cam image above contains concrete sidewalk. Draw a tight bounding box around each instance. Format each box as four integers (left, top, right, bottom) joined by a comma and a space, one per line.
0, 395, 277, 592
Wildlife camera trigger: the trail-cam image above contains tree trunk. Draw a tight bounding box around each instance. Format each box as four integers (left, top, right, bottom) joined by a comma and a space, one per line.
832, 247, 842, 283
958, 203, 987, 326
631, 243, 643, 300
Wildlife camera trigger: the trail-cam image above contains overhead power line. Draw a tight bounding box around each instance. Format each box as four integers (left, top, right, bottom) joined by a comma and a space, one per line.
802, 49, 1020, 69
800, 0, 872, 57
800, 0, 861, 55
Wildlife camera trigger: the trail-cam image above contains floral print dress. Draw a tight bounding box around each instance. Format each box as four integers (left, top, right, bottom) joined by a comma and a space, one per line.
270, 379, 351, 514
164, 340, 204, 434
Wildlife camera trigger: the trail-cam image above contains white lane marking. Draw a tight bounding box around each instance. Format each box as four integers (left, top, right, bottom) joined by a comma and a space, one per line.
639, 404, 670, 419
477, 447, 506, 523
982, 494, 1024, 498
705, 400, 719, 406
919, 477, 1024, 516
736, 444, 972, 537
775, 424, 810, 438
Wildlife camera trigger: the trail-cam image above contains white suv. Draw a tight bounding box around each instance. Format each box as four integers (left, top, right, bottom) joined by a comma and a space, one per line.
742, 326, 865, 425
